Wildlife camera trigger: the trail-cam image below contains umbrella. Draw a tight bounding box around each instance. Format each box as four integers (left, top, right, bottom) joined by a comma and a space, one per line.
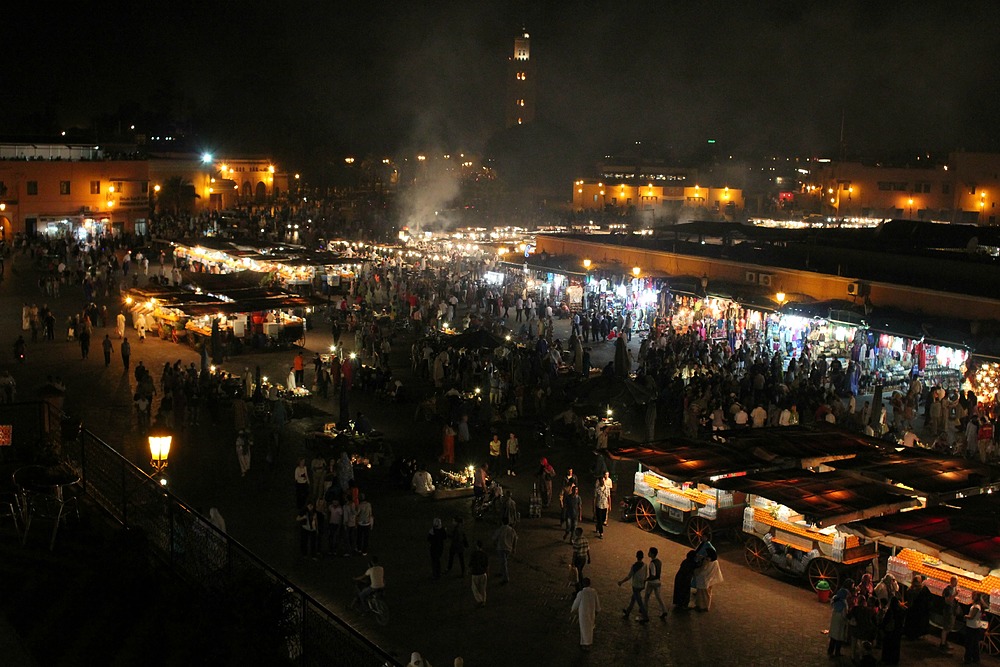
448, 328, 502, 351
568, 374, 654, 412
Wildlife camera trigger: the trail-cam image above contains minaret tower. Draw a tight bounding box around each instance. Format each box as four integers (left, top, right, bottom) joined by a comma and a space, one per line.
505, 28, 536, 128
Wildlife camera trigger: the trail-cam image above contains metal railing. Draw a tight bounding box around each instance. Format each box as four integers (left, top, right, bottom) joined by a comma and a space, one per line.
0, 401, 398, 667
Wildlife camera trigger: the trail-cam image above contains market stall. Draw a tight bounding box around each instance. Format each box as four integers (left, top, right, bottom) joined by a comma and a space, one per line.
713, 469, 919, 591
842, 494, 1000, 655
613, 426, 884, 547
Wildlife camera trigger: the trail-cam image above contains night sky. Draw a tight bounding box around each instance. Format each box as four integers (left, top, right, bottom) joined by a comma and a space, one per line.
5, 1, 999, 167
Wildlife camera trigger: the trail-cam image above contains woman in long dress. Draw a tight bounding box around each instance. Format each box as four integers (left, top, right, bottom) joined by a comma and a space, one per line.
694, 550, 724, 611
672, 550, 699, 609
570, 578, 600, 650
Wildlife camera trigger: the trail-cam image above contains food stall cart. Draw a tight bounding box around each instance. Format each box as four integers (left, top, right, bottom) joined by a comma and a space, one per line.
613, 426, 884, 547
842, 494, 1000, 655
713, 469, 919, 591
612, 440, 756, 546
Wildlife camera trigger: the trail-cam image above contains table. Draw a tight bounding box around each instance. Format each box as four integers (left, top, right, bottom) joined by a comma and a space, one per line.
13, 464, 82, 550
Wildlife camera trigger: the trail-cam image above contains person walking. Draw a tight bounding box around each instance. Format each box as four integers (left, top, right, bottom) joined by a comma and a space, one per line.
964, 592, 987, 664
593, 475, 611, 538
356, 493, 374, 555
446, 516, 468, 576
618, 550, 649, 623
488, 433, 502, 472
294, 458, 310, 509
939, 575, 959, 651
491, 517, 517, 585
570, 577, 601, 651
536, 457, 555, 508
693, 543, 724, 612
469, 540, 489, 607
296, 501, 319, 559
505, 431, 519, 476
644, 546, 668, 619
120, 336, 131, 372
563, 485, 582, 541
102, 334, 114, 366
427, 517, 448, 580
293, 351, 305, 387
116, 311, 126, 339
570, 527, 590, 592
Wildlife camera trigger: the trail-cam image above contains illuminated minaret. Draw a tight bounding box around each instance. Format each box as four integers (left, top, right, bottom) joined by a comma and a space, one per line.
505, 29, 536, 128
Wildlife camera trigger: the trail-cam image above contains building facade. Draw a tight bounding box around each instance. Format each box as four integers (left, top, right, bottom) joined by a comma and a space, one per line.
0, 144, 289, 239
572, 180, 745, 219
806, 152, 1000, 224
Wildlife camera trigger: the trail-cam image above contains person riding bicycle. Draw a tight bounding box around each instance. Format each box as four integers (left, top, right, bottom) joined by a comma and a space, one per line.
352, 555, 385, 610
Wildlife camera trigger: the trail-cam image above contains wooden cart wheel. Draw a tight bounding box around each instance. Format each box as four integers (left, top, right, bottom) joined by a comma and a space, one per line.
744, 536, 771, 572
806, 558, 840, 593
982, 613, 1000, 656
685, 516, 712, 548
634, 498, 657, 532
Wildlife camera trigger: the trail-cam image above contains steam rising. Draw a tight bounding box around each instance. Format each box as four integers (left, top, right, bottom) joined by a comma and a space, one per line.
397, 154, 463, 235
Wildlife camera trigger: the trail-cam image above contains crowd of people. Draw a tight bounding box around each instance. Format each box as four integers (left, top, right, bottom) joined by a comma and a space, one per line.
826, 572, 990, 664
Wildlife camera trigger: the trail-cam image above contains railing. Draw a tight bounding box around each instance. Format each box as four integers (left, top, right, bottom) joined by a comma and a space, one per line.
0, 399, 399, 667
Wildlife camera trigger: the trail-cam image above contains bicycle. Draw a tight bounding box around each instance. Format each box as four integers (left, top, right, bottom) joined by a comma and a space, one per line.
352, 578, 389, 625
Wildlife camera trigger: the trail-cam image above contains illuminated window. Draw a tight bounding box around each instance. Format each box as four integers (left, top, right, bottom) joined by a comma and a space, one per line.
60, 181, 71, 195
90, 180, 101, 195
517, 99, 525, 107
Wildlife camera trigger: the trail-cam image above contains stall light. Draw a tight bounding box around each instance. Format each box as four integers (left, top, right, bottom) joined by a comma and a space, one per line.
475, 387, 481, 395
262, 376, 268, 384
350, 352, 357, 360
210, 365, 216, 373
505, 334, 512, 341
606, 408, 613, 417
330, 345, 337, 352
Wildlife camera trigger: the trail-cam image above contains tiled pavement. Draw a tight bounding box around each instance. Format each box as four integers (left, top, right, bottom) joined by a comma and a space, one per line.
0, 251, 975, 666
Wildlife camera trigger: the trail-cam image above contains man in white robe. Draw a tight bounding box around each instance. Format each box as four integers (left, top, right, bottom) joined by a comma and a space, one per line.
570, 577, 601, 649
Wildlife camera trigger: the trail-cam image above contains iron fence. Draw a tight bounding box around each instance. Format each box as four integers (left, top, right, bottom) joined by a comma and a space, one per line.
43, 415, 400, 667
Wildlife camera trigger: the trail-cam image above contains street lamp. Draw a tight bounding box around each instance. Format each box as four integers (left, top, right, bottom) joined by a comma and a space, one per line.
908, 197, 914, 219
632, 266, 641, 278
700, 273, 709, 296
583, 258, 591, 270
148, 428, 172, 480
775, 291, 786, 306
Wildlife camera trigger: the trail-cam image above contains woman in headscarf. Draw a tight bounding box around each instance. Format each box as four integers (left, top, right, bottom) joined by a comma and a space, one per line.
536, 457, 555, 508
672, 550, 698, 610
827, 587, 849, 657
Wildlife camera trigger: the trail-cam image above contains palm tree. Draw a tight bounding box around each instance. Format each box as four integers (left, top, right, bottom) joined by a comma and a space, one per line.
158, 177, 199, 216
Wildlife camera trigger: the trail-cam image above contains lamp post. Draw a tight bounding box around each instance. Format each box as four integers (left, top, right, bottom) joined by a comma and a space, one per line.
908, 197, 914, 219
632, 266, 641, 279
700, 273, 709, 297
148, 428, 172, 484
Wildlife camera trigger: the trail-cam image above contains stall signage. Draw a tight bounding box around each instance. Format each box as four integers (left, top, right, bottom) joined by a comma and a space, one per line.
0, 425, 11, 447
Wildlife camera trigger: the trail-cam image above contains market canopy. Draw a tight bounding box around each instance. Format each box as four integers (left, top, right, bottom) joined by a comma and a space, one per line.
711, 469, 920, 527
177, 293, 311, 317
608, 425, 882, 482
606, 438, 804, 482
717, 425, 885, 468
840, 494, 1000, 576
567, 374, 655, 410
446, 328, 504, 351
826, 448, 1000, 501
184, 270, 274, 291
